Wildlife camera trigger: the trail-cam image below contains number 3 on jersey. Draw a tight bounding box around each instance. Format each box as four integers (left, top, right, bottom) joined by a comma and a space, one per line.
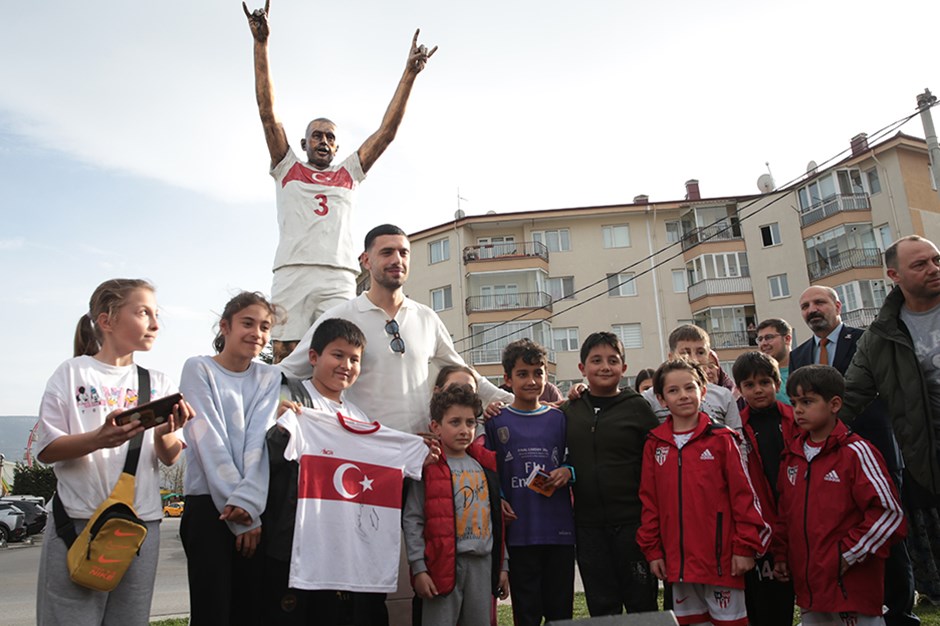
314, 194, 329, 216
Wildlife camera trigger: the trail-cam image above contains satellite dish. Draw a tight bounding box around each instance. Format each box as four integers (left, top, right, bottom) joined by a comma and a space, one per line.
757, 174, 775, 193
806, 160, 818, 175
454, 209, 466, 220
486, 210, 496, 215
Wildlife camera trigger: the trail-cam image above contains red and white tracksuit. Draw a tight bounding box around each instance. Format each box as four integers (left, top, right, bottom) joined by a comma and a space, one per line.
773, 420, 906, 615
638, 413, 771, 589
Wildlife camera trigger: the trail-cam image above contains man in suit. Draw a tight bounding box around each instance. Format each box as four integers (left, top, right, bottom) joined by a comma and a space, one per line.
791, 285, 917, 626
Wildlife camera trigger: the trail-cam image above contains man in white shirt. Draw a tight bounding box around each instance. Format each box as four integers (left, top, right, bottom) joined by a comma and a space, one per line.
244, 1, 437, 363
280, 224, 512, 436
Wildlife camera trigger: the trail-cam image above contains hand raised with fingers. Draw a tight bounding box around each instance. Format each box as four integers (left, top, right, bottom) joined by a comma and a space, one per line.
407, 29, 437, 74
242, 0, 271, 42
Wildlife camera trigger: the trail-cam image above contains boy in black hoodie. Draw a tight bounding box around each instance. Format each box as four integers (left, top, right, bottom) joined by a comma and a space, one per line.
561, 332, 660, 615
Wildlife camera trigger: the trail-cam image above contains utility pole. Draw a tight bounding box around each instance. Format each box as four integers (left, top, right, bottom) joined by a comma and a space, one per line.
916, 88, 940, 198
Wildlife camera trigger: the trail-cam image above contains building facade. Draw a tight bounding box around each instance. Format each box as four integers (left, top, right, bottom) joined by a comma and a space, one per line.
402, 133, 940, 390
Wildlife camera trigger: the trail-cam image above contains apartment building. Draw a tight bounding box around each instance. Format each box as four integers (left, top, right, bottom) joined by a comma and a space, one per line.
400, 132, 940, 389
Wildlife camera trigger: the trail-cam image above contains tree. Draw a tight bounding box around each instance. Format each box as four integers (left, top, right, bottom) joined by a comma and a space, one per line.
12, 463, 57, 502
160, 457, 186, 494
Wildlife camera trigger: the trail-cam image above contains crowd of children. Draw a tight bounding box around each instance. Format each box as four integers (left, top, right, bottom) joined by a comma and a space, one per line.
35, 280, 907, 626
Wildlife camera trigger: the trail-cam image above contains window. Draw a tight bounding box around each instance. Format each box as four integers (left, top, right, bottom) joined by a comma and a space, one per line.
686, 252, 750, 283
866, 168, 881, 195
672, 270, 688, 293
532, 229, 571, 252
428, 238, 449, 264
602, 225, 631, 248
607, 273, 637, 297
470, 321, 552, 364
665, 221, 681, 244
552, 327, 579, 352
477, 236, 515, 259
876, 224, 892, 251
768, 274, 790, 299
479, 284, 519, 309
760, 223, 781, 247
612, 323, 642, 349
430, 286, 452, 312
834, 280, 886, 312
546, 276, 575, 301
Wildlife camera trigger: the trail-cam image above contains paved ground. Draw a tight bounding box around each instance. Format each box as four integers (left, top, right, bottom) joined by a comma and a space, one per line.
0, 517, 189, 625
1, 518, 583, 625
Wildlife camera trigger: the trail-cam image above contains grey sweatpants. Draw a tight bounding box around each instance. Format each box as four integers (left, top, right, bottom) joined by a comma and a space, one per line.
421, 553, 492, 626
36, 517, 161, 626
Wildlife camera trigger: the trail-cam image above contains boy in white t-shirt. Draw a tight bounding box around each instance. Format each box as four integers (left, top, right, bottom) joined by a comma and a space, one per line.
263, 318, 436, 625
641, 324, 743, 432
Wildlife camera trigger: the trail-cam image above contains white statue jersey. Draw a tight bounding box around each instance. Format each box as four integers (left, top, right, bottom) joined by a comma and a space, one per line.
270, 149, 365, 272
278, 407, 427, 592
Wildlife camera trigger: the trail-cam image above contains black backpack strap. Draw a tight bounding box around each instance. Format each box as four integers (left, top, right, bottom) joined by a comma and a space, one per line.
121, 366, 150, 476
53, 493, 78, 548
281, 373, 314, 408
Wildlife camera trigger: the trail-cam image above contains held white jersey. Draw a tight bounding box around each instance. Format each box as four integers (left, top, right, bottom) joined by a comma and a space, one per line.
278, 407, 427, 592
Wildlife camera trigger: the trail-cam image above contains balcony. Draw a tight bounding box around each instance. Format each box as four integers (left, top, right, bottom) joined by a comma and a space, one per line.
806, 248, 882, 281
708, 330, 754, 349
842, 307, 880, 329
687, 276, 752, 302
799, 193, 871, 227
463, 241, 549, 264
680, 221, 742, 251
468, 347, 556, 366
465, 291, 553, 315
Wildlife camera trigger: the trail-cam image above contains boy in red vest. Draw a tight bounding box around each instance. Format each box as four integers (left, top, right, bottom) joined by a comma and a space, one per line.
403, 385, 509, 625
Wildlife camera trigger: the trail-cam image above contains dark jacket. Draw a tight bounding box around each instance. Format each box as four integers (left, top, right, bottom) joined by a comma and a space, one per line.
842, 286, 940, 494
563, 388, 659, 527
790, 324, 901, 476
740, 401, 797, 526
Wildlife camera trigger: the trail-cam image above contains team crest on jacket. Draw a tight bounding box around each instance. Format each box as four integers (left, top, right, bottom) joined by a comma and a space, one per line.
713, 589, 731, 609
497, 427, 510, 444
787, 465, 798, 486
655, 446, 669, 466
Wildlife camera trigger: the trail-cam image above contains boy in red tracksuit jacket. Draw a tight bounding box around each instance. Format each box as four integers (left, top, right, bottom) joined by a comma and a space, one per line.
773, 365, 905, 626
732, 351, 797, 626
403, 385, 509, 626
638, 359, 771, 626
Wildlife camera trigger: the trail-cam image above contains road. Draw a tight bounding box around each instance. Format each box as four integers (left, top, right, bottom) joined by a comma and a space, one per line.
0, 517, 189, 625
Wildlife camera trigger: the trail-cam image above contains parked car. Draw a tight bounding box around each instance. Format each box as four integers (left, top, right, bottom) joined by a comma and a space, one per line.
3, 499, 47, 535
163, 502, 184, 518
0, 502, 27, 543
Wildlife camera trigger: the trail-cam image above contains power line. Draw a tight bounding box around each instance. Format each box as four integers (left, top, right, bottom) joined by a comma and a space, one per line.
451, 105, 925, 355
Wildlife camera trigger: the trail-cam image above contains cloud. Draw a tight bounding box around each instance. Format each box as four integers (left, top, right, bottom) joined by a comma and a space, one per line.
0, 238, 25, 250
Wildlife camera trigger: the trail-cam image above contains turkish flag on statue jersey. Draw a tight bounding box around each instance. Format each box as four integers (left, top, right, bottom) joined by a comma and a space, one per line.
298, 455, 404, 509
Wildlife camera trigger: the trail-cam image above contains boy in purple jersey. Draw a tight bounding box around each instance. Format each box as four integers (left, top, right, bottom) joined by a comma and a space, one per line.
484, 339, 575, 626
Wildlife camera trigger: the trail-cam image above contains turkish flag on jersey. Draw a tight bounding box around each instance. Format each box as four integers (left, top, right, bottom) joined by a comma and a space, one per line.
298, 455, 404, 509
281, 163, 354, 189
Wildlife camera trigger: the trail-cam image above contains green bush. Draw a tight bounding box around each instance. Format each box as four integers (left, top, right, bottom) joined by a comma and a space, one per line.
12, 463, 57, 502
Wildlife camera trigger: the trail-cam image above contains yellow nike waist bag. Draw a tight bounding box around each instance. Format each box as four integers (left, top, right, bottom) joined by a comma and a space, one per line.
52, 366, 152, 592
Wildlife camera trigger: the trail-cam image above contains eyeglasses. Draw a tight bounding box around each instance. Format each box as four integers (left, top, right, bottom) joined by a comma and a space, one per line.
385, 319, 405, 354
756, 333, 781, 343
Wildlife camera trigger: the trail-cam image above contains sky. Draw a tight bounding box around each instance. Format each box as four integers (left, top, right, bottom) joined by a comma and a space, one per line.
0, 0, 936, 416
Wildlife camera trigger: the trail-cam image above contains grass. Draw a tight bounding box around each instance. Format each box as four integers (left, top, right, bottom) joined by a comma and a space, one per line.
151, 593, 940, 625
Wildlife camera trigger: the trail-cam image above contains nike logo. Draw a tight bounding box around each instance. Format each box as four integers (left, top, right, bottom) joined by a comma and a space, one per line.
675, 597, 688, 604
97, 555, 122, 564
113, 529, 139, 537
